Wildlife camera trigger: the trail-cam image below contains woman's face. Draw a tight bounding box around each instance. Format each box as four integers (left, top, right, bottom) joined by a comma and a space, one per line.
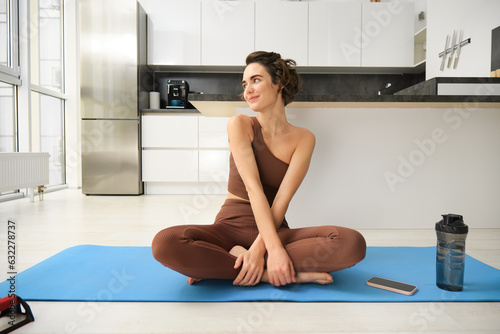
242, 63, 282, 111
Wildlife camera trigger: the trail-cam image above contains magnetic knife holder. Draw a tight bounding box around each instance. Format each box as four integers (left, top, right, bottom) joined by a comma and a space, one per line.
439, 38, 471, 58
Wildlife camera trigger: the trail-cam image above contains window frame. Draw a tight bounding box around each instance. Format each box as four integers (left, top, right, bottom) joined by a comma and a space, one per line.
0, 0, 20, 83
0, 81, 18, 153
29, 0, 66, 187
30, 0, 65, 95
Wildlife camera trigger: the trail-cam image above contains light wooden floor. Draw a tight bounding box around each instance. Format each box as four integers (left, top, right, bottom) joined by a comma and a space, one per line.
1, 189, 499, 334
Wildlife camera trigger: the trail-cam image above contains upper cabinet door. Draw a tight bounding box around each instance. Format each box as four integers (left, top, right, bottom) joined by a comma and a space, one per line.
147, 0, 201, 65
361, 2, 414, 67
309, 2, 362, 67
201, 1, 254, 66
255, 2, 308, 66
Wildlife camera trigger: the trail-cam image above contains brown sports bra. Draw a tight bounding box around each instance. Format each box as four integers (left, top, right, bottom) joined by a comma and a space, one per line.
228, 117, 289, 205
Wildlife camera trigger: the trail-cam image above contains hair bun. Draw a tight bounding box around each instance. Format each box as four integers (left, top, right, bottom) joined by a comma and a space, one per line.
245, 51, 300, 106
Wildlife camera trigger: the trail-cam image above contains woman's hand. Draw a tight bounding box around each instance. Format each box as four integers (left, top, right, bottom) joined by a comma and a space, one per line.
233, 247, 266, 286
266, 246, 296, 286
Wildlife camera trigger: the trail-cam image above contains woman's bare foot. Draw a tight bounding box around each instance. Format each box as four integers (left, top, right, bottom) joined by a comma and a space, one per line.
295, 272, 333, 285
260, 271, 333, 285
229, 245, 247, 257
187, 277, 203, 285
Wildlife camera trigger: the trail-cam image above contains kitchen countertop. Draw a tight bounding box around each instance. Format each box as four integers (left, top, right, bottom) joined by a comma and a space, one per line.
189, 93, 500, 104
189, 95, 500, 117
146, 77, 500, 117
394, 77, 500, 95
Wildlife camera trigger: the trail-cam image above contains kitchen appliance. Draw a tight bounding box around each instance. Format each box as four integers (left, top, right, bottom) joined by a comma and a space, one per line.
166, 80, 189, 108
80, 0, 151, 194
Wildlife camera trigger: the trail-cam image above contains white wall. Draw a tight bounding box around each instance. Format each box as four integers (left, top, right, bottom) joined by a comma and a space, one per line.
427, 0, 500, 79
238, 106, 500, 230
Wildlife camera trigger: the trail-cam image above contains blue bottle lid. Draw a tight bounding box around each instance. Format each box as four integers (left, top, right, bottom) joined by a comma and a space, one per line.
435, 214, 469, 234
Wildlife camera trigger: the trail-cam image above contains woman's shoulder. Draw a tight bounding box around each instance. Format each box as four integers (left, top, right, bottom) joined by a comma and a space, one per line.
228, 114, 253, 125
292, 125, 316, 147
227, 114, 254, 130
227, 114, 254, 138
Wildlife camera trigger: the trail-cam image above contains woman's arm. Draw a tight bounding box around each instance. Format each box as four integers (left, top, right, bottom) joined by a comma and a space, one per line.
228, 115, 294, 286
271, 128, 316, 228
261, 128, 315, 286
248, 128, 315, 253
227, 115, 282, 250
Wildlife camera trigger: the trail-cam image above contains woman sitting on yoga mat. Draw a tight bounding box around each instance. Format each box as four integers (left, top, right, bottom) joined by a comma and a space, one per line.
152, 51, 366, 287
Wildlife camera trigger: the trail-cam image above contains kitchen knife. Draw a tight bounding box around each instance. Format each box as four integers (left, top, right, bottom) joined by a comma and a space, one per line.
447, 30, 456, 68
440, 34, 450, 71
454, 29, 464, 69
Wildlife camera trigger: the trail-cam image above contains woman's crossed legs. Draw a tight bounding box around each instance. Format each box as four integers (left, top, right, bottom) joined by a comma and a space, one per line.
151, 222, 366, 285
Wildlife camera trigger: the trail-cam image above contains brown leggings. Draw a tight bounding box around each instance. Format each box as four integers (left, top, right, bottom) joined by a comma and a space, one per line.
152, 199, 366, 280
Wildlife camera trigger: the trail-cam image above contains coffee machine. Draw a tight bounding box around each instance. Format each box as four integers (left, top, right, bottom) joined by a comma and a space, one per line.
166, 80, 189, 108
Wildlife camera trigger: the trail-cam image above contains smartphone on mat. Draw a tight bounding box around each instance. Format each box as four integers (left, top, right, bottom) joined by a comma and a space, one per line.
366, 276, 417, 295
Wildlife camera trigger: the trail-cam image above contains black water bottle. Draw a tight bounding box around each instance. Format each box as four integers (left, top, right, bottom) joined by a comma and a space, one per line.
435, 214, 468, 291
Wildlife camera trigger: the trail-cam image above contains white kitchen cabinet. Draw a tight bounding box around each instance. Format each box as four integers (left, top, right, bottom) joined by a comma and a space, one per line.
201, 1, 254, 66
142, 150, 198, 182
255, 2, 308, 65
145, 0, 415, 70
361, 2, 414, 67
142, 115, 198, 148
309, 2, 361, 67
141, 114, 230, 193
198, 116, 229, 148
199, 150, 230, 183
147, 0, 201, 65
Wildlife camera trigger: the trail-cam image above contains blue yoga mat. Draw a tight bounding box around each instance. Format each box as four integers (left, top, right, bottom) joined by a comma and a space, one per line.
1, 245, 499, 302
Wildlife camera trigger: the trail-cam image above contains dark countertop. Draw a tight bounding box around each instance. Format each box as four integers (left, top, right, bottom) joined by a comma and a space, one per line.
394, 77, 500, 96
188, 77, 500, 105
188, 93, 500, 104
145, 77, 500, 115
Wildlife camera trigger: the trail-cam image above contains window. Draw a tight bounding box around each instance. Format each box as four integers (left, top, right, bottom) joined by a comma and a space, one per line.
31, 91, 65, 186
0, 0, 11, 69
0, 0, 17, 154
0, 81, 16, 152
0, 0, 19, 77
30, 0, 65, 187
0, 0, 8, 67
30, 0, 63, 92
1, 0, 67, 197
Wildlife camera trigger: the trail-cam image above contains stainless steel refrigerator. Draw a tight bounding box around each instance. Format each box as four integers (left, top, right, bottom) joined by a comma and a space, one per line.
80, 0, 151, 194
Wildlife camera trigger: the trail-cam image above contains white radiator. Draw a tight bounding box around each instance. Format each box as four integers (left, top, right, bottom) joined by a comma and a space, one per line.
0, 153, 50, 193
